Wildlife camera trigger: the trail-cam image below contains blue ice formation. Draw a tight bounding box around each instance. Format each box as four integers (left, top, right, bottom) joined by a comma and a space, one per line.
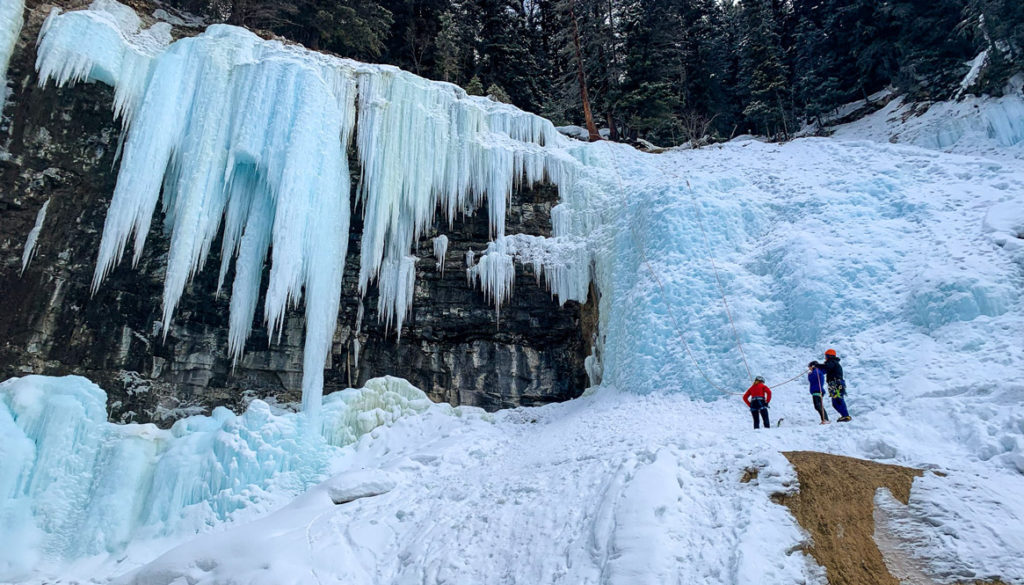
0, 0, 24, 91
20, 199, 49, 274
0, 374, 435, 578
34, 1, 593, 414
32, 1, 768, 407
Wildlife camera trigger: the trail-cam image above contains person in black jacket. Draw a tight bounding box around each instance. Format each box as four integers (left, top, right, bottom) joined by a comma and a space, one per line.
823, 349, 851, 421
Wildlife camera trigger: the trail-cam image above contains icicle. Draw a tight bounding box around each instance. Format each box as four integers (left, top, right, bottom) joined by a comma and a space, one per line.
468, 234, 591, 311
376, 254, 417, 335
0, 0, 24, 96
35, 2, 171, 126
432, 234, 448, 275
467, 239, 515, 318
33, 1, 604, 413
584, 346, 602, 386
465, 249, 475, 285
20, 199, 50, 274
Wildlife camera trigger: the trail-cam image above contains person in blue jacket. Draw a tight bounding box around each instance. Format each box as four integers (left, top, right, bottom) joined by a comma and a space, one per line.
807, 361, 829, 424
823, 349, 852, 422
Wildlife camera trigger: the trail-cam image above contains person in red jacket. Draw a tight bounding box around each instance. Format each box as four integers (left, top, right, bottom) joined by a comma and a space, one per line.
743, 376, 772, 429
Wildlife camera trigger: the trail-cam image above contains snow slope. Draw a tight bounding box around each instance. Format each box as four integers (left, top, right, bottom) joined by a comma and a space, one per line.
100, 133, 1023, 585
4, 2, 1024, 582
4, 122, 1024, 583
832, 76, 1024, 160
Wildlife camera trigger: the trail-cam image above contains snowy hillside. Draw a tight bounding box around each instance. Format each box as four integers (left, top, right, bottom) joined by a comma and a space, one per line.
3, 1, 1024, 584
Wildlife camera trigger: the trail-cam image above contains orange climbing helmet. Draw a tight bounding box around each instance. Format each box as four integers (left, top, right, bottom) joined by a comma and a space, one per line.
825, 348, 837, 357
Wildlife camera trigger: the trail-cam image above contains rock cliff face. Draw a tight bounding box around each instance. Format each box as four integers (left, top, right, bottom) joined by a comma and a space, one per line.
0, 1, 591, 424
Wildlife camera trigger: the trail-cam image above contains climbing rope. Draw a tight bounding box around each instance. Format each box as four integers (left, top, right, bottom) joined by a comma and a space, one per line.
768, 368, 811, 389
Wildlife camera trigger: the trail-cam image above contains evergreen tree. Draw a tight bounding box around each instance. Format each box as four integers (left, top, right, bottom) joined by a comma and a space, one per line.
223, 0, 392, 58
464, 75, 486, 95
377, 0, 449, 75
486, 83, 512, 103
433, 1, 479, 84
886, 0, 974, 98
738, 0, 792, 137
966, 0, 1024, 93
476, 0, 545, 112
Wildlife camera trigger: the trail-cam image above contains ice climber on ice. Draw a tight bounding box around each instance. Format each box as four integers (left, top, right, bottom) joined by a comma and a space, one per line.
823, 349, 852, 422
808, 361, 830, 424
743, 376, 772, 429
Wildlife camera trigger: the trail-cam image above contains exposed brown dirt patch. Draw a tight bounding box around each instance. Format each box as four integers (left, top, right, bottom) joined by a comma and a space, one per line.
777, 451, 922, 585
740, 466, 760, 483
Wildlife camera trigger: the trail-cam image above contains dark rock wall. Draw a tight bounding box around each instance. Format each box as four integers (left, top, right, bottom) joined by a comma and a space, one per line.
0, 2, 590, 424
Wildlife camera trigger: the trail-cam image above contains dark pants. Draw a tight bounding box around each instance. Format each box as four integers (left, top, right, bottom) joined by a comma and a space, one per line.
750, 399, 770, 429
831, 397, 850, 418
828, 380, 850, 418
812, 394, 828, 421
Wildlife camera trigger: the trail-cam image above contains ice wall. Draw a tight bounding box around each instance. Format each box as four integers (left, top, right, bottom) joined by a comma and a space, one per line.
31, 1, 767, 404
35, 1, 574, 413
0, 374, 438, 579
0, 0, 24, 94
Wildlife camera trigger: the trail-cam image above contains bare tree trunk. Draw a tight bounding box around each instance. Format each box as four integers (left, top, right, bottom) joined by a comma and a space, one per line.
570, 0, 601, 142
606, 112, 618, 141
776, 90, 789, 140
228, 0, 247, 25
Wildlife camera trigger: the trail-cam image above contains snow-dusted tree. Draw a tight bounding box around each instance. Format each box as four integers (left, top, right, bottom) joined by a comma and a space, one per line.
738, 0, 792, 138
966, 0, 1024, 93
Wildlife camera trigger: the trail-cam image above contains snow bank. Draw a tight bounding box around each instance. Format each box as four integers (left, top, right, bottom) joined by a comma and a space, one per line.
832, 79, 1024, 158
0, 374, 456, 581
326, 470, 398, 504
984, 198, 1024, 265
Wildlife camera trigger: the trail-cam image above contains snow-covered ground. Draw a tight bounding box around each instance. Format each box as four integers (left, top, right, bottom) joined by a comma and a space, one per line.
3, 2, 1024, 583
4, 119, 1024, 583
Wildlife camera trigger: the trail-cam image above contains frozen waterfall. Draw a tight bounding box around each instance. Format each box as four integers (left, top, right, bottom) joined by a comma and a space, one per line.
34, 1, 593, 414
32, 0, 771, 409
0, 0, 24, 93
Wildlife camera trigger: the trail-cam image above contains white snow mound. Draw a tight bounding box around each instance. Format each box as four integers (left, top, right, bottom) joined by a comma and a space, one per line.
327, 470, 399, 504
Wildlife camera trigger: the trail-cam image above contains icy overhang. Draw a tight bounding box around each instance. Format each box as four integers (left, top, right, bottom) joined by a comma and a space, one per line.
34, 0, 595, 416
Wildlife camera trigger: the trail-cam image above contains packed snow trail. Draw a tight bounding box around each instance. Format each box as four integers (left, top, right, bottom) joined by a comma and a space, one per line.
110, 387, 1024, 585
